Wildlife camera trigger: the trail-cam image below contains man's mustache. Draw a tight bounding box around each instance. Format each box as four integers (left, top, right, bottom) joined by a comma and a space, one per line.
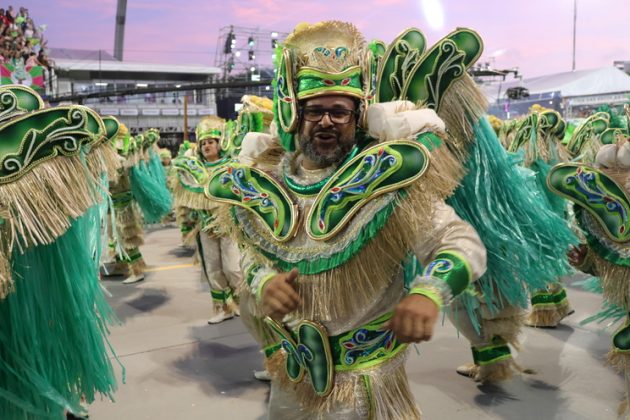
312, 128, 339, 137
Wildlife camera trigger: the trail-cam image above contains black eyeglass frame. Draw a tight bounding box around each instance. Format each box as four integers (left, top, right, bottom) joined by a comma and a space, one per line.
300, 107, 359, 124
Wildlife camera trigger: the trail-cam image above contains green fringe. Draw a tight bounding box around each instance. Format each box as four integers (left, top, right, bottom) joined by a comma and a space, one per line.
242, 192, 404, 275
130, 158, 173, 224
147, 148, 169, 191
574, 275, 603, 294
447, 117, 578, 331
0, 206, 120, 419
529, 158, 567, 218
573, 277, 627, 327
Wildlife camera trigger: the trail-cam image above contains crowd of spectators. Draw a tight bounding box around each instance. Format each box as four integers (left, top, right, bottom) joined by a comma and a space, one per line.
0, 6, 52, 70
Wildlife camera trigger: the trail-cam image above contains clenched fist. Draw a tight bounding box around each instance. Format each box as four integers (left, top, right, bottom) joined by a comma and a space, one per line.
385, 294, 440, 343
262, 268, 301, 320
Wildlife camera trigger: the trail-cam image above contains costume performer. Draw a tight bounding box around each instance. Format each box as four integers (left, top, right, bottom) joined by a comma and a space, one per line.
171, 141, 200, 247
507, 108, 577, 327
550, 109, 630, 414
195, 117, 243, 323
206, 21, 488, 418
129, 130, 172, 225
0, 85, 120, 418
105, 126, 147, 284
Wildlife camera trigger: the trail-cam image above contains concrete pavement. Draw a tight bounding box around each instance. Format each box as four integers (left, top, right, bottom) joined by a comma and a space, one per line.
89, 226, 623, 420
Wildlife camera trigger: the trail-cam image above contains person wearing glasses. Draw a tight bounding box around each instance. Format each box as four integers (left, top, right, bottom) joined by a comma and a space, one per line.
203, 20, 487, 419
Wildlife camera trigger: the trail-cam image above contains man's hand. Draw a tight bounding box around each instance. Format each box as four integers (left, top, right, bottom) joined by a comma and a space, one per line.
262, 268, 300, 320
385, 294, 440, 343
567, 244, 587, 267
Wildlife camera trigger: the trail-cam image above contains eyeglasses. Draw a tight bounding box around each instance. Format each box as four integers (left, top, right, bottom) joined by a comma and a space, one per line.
301, 107, 357, 124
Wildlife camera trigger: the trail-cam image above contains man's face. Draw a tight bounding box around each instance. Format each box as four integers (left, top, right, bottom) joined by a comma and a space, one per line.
200, 138, 220, 161
298, 95, 357, 167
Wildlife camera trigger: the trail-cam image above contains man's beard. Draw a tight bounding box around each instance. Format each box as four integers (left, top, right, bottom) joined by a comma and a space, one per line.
298, 128, 355, 167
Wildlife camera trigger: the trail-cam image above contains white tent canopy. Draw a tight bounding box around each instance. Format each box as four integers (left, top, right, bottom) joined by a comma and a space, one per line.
482, 67, 630, 102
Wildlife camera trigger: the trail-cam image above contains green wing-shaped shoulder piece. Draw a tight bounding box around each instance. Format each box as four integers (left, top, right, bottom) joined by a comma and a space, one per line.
173, 155, 209, 193
265, 318, 334, 397
508, 113, 538, 153
307, 140, 429, 241
275, 48, 299, 134
376, 28, 426, 103
566, 113, 609, 157
600, 127, 624, 145
101, 116, 121, 143
402, 28, 483, 111
547, 163, 630, 243
206, 163, 297, 242
539, 110, 564, 139
0, 85, 45, 124
0, 105, 105, 184
228, 112, 264, 155
144, 128, 160, 146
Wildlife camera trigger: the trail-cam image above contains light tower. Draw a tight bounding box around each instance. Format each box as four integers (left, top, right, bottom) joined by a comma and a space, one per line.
113, 0, 127, 61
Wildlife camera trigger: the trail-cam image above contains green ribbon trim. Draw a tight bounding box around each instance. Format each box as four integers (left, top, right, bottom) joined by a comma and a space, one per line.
210, 289, 233, 303
204, 157, 230, 168
409, 286, 444, 309
198, 129, 222, 141
531, 288, 567, 308
111, 190, 133, 209
471, 337, 512, 366
578, 209, 630, 268
423, 250, 472, 297
296, 66, 363, 99
244, 263, 261, 287
264, 343, 282, 358
283, 146, 361, 196
248, 191, 405, 275
117, 247, 142, 264
415, 131, 443, 151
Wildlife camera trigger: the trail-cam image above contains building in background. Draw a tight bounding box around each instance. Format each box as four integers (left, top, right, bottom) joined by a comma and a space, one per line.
47, 48, 221, 144
482, 67, 630, 119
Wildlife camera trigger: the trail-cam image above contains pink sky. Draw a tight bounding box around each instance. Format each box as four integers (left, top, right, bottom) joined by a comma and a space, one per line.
16, 0, 630, 78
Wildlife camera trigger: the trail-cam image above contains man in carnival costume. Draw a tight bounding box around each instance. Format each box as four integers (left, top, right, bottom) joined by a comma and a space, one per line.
506, 108, 577, 328
550, 110, 630, 413
0, 86, 120, 419
196, 116, 243, 324
206, 21, 487, 418
105, 124, 148, 284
